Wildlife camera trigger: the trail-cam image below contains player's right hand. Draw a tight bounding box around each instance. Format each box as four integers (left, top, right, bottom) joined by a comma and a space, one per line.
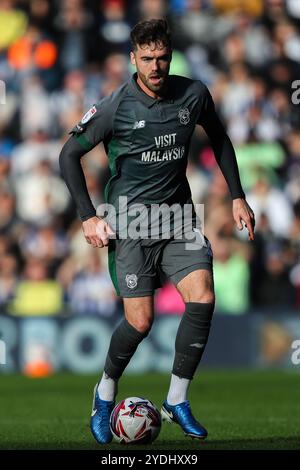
82, 216, 115, 248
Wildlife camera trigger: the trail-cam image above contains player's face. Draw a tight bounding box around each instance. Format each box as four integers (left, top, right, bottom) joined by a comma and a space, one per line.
130, 42, 172, 98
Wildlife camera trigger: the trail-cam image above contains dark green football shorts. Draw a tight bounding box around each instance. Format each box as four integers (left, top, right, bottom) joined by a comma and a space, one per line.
108, 228, 213, 298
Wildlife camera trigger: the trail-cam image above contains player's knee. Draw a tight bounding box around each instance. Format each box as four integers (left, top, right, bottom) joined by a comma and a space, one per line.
128, 316, 153, 335
193, 291, 215, 304
186, 287, 215, 304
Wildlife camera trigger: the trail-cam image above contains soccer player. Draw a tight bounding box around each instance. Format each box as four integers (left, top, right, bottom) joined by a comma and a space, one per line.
59, 19, 255, 444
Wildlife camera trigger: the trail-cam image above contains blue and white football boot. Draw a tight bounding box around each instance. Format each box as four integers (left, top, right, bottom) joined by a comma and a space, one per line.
161, 400, 208, 439
90, 384, 115, 444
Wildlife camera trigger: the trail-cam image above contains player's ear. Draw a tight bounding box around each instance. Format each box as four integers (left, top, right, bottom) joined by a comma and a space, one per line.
130, 51, 136, 66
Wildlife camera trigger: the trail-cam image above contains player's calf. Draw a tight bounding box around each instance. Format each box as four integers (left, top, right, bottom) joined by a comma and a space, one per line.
172, 301, 214, 379
104, 318, 151, 379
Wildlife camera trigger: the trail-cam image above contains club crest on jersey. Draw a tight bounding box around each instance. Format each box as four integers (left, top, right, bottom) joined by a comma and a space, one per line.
178, 108, 190, 125
81, 105, 97, 124
126, 274, 138, 289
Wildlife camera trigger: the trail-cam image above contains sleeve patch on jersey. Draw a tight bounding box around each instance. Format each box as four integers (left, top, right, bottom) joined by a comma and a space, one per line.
69, 105, 97, 136
69, 123, 85, 135
81, 105, 97, 124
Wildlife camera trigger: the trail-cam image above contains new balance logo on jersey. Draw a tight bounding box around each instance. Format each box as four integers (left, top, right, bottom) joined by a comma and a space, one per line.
133, 120, 146, 129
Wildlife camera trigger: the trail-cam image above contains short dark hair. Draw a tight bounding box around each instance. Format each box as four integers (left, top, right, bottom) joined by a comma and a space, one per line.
130, 19, 172, 51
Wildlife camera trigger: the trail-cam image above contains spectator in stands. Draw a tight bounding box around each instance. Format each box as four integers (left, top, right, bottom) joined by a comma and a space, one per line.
0, 253, 18, 311
65, 251, 117, 316
9, 257, 63, 316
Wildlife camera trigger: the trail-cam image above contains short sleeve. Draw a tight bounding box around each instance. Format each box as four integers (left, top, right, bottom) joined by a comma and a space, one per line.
69, 92, 119, 151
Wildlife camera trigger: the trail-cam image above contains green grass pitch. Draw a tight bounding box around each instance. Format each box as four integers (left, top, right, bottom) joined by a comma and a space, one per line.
0, 370, 299, 450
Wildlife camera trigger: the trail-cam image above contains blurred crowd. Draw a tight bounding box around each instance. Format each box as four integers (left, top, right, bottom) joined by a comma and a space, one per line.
0, 0, 300, 317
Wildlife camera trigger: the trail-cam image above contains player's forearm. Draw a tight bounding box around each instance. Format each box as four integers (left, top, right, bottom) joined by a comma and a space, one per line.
211, 132, 245, 200
59, 137, 97, 221
202, 114, 245, 200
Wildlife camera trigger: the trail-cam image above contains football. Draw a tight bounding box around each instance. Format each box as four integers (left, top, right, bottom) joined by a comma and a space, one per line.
110, 397, 161, 444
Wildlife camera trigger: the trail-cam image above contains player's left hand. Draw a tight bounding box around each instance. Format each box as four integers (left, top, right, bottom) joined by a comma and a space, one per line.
232, 198, 255, 241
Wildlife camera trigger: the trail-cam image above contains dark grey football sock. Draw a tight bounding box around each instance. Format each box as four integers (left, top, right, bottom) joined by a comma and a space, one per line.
172, 302, 214, 379
104, 319, 150, 379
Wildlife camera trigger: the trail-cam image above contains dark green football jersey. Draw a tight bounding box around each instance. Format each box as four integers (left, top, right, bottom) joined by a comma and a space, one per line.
71, 73, 214, 210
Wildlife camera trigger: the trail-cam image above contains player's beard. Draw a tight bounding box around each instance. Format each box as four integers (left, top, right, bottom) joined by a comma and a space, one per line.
138, 70, 169, 95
